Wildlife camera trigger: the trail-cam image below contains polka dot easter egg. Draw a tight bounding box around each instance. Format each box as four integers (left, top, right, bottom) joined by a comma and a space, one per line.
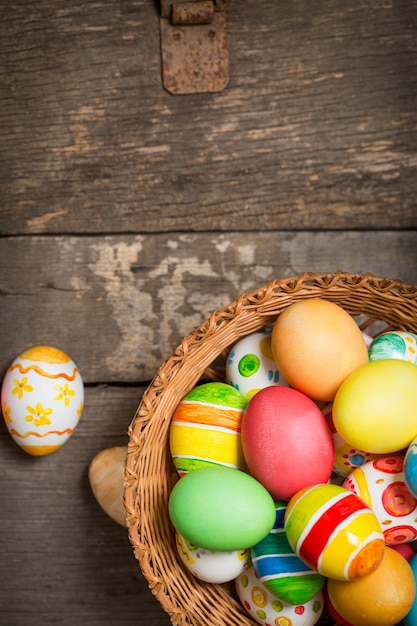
169, 381, 247, 475
236, 562, 324, 626
251, 500, 326, 605
343, 456, 417, 546
368, 330, 417, 364
1, 346, 84, 456
226, 331, 288, 401
175, 531, 249, 584
284, 483, 385, 581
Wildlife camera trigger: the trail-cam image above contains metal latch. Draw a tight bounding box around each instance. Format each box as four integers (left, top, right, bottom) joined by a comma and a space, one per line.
160, 0, 229, 94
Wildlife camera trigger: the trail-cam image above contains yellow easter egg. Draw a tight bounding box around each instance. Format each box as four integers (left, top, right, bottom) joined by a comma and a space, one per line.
333, 359, 417, 454
1, 346, 84, 456
327, 546, 416, 626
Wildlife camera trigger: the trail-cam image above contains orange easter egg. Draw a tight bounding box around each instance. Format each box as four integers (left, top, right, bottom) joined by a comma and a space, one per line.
271, 299, 368, 402
327, 546, 416, 626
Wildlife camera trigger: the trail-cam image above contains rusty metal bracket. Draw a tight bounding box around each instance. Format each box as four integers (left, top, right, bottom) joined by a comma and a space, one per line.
160, 0, 229, 95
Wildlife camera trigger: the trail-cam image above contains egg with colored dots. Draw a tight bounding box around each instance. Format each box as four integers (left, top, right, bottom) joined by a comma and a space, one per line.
225, 331, 289, 401
175, 531, 250, 583
369, 330, 417, 364
236, 562, 324, 626
343, 456, 417, 546
1, 346, 84, 456
284, 483, 385, 581
169, 381, 247, 476
251, 500, 326, 605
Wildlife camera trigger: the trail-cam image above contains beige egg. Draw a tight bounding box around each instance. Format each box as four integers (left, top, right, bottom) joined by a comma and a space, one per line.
89, 446, 127, 527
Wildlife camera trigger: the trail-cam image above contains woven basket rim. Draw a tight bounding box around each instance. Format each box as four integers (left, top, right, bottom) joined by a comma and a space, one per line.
125, 270, 417, 626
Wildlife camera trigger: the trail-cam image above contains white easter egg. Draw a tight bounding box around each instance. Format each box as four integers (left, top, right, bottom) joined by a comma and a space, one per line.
236, 562, 324, 625
1, 346, 84, 456
343, 456, 417, 546
226, 331, 288, 401
175, 531, 249, 583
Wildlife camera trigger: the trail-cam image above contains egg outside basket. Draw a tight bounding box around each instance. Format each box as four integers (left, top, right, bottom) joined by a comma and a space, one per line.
124, 270, 417, 626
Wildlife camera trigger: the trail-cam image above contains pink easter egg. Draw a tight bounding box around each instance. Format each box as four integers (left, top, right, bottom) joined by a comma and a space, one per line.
241, 386, 334, 501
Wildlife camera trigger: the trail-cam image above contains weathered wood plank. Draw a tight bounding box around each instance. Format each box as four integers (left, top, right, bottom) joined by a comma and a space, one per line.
1, 231, 416, 383
0, 384, 172, 626
1, 0, 416, 234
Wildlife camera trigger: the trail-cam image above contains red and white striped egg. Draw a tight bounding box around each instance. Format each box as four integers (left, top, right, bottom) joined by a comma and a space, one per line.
284, 483, 385, 581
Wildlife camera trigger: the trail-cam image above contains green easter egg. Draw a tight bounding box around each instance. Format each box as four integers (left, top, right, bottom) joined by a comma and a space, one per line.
169, 466, 276, 551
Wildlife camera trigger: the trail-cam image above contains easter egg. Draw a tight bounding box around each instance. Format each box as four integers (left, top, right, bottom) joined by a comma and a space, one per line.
333, 359, 417, 454
404, 553, 417, 626
404, 435, 417, 498
168, 465, 276, 551
175, 531, 250, 583
89, 446, 127, 527
225, 331, 288, 401
251, 500, 326, 604
328, 547, 415, 626
343, 456, 417, 546
236, 562, 324, 626
369, 330, 417, 364
323, 403, 383, 478
270, 299, 369, 402
284, 483, 385, 581
1, 346, 84, 456
169, 382, 247, 476
241, 386, 334, 501
324, 588, 354, 625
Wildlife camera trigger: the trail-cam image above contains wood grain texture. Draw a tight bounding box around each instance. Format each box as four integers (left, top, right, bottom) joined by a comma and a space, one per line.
0, 385, 173, 626
1, 231, 416, 384
1, 0, 416, 234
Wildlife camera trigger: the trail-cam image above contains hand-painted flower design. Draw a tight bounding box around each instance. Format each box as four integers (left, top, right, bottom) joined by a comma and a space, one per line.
1, 404, 12, 423
25, 403, 53, 427
54, 383, 75, 406
12, 377, 34, 399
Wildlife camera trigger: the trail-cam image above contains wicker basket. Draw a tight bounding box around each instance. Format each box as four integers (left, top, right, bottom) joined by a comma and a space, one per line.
125, 270, 417, 626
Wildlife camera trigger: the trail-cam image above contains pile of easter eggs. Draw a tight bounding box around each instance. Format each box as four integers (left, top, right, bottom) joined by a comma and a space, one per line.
167, 299, 417, 626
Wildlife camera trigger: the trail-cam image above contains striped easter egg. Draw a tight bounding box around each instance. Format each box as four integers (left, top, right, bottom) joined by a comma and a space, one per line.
284, 483, 385, 581
251, 500, 325, 605
169, 382, 247, 475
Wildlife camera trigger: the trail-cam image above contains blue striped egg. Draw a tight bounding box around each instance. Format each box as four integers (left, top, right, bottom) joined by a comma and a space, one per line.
251, 501, 326, 604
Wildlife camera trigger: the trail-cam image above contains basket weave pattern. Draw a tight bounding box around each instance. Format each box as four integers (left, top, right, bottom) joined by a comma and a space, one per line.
125, 271, 417, 626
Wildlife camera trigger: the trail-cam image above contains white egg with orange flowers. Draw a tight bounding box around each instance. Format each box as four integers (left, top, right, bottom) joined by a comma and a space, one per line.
1, 346, 84, 456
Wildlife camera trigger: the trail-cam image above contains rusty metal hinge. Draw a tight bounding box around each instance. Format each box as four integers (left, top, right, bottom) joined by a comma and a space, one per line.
160, 0, 229, 95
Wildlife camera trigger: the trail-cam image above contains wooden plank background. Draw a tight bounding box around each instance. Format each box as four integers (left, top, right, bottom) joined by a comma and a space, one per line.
0, 0, 416, 624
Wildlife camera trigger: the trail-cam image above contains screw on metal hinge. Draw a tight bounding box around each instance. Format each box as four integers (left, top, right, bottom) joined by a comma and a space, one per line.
159, 0, 229, 94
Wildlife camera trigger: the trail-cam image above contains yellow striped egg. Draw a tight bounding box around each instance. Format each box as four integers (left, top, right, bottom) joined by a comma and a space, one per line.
169, 382, 247, 475
284, 483, 385, 581
1, 346, 84, 456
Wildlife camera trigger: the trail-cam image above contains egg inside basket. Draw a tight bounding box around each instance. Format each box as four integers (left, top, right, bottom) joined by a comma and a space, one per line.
124, 271, 417, 626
